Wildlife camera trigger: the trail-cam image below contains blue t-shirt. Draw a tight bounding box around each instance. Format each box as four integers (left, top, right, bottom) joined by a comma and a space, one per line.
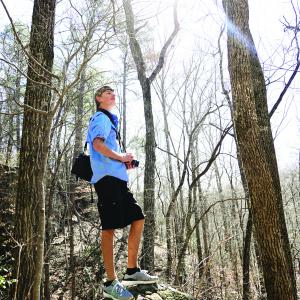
86, 111, 128, 183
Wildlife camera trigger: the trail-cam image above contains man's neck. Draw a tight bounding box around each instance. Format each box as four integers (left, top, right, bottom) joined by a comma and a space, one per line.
99, 106, 111, 111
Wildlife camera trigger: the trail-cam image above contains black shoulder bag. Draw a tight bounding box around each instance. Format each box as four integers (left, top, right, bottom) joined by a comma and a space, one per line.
71, 142, 93, 182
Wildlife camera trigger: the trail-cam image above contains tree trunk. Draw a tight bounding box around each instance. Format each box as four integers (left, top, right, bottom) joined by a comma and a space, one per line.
139, 78, 156, 270
218, 25, 253, 299
15, 74, 22, 151
69, 69, 86, 300
123, 0, 156, 270
123, 0, 178, 270
242, 209, 252, 300
253, 235, 267, 298
5, 92, 13, 165
223, 0, 297, 298
122, 47, 128, 148
198, 180, 212, 298
190, 144, 203, 281
13, 0, 56, 299
213, 162, 230, 248
68, 195, 76, 300
44, 102, 66, 300
159, 66, 177, 280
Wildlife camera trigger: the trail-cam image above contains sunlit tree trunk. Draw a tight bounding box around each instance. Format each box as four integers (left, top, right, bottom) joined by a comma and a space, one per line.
223, 0, 297, 298
13, 0, 56, 299
218, 26, 253, 299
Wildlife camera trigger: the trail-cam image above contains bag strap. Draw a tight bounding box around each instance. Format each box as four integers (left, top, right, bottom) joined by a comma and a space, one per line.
85, 111, 126, 153
99, 109, 126, 152
84, 141, 88, 152
84, 116, 92, 153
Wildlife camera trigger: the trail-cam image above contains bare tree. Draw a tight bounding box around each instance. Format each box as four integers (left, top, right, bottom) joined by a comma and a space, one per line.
0, 0, 119, 298
222, 0, 297, 298
10, 0, 57, 299
123, 0, 179, 270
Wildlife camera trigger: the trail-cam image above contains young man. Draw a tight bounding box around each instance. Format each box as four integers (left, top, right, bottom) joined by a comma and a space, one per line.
87, 86, 158, 300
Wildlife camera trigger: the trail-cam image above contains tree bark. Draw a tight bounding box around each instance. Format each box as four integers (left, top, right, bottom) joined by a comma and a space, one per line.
222, 0, 297, 298
242, 210, 252, 300
191, 148, 203, 281
123, 0, 156, 271
198, 180, 212, 298
15, 73, 22, 151
218, 25, 254, 299
5, 91, 13, 164
13, 0, 56, 299
122, 47, 128, 148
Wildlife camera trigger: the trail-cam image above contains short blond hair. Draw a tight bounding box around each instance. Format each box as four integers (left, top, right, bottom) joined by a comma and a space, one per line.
95, 85, 114, 110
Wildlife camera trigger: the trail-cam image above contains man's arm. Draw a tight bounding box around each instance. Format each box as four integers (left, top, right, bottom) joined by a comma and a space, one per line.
93, 137, 133, 162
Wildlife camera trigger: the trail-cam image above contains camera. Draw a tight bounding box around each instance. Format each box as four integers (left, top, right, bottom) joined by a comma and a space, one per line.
125, 159, 139, 169
131, 160, 139, 167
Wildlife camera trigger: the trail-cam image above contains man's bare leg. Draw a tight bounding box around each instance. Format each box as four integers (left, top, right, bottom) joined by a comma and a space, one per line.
127, 219, 145, 268
101, 229, 116, 281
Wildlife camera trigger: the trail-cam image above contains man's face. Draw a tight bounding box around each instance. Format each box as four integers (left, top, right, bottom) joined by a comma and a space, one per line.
97, 89, 115, 109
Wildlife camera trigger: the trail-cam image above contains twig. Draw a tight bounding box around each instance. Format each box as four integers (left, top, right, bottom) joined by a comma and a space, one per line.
0, 0, 60, 80
0, 58, 60, 95
149, 0, 180, 83
156, 145, 185, 164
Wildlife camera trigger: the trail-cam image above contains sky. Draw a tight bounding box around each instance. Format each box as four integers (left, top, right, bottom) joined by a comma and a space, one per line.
0, 0, 299, 171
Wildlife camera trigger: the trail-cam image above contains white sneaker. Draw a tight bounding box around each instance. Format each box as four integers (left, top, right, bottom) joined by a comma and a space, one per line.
122, 270, 158, 286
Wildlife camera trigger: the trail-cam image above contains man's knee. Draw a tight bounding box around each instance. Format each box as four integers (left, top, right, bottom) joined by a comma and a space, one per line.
131, 219, 145, 228
101, 229, 115, 238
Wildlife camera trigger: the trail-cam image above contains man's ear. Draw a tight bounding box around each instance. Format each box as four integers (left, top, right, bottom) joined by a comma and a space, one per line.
95, 95, 101, 104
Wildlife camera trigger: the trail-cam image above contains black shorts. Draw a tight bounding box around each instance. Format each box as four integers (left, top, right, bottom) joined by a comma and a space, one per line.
94, 176, 145, 230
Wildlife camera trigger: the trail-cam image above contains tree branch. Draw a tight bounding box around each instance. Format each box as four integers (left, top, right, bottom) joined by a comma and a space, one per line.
0, 0, 60, 81
149, 0, 180, 83
156, 145, 185, 164
269, 57, 300, 118
269, 0, 300, 118
123, 0, 147, 81
176, 196, 245, 279
190, 124, 233, 189
0, 58, 60, 95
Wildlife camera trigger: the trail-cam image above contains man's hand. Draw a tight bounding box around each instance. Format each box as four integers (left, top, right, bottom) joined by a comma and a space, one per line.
93, 138, 136, 166
120, 153, 134, 163
121, 153, 137, 169
93, 139, 133, 163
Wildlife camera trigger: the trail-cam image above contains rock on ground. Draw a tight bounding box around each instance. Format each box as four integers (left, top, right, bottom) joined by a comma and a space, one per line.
103, 283, 195, 300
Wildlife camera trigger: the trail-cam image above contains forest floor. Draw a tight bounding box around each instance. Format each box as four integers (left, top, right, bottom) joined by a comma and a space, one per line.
47, 188, 300, 299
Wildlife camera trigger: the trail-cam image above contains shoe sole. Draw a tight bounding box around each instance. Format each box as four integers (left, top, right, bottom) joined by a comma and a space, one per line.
122, 280, 158, 287
103, 291, 134, 300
